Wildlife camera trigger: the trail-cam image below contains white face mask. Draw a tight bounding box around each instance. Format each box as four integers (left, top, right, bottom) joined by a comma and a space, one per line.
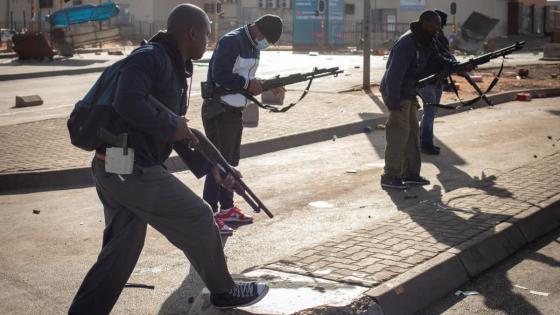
256, 38, 270, 50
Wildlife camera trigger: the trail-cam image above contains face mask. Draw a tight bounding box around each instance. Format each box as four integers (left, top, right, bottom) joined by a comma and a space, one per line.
256, 38, 270, 50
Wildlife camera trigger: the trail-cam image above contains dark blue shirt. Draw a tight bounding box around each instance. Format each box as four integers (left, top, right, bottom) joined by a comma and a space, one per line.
110, 32, 209, 177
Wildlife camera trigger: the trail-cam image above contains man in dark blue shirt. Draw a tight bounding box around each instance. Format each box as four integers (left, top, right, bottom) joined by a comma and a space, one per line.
379, 10, 452, 189
68, 5, 269, 314
201, 15, 283, 235
418, 9, 455, 155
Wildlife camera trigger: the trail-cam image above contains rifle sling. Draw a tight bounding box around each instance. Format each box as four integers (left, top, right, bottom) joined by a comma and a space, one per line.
242, 72, 316, 113
448, 56, 505, 109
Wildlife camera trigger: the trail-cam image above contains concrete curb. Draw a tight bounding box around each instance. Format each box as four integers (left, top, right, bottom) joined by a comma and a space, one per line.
364, 196, 560, 315
1, 87, 560, 192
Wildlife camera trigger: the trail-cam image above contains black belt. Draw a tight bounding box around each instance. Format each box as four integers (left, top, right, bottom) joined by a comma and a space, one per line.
222, 104, 244, 113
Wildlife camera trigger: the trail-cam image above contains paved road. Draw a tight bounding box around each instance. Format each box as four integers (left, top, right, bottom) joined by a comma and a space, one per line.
0, 98, 558, 314
0, 51, 549, 126
0, 51, 366, 126
418, 228, 560, 315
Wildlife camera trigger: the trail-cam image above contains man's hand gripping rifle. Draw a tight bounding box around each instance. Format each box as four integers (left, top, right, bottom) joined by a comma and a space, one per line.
149, 96, 274, 218
418, 41, 525, 109
202, 67, 343, 112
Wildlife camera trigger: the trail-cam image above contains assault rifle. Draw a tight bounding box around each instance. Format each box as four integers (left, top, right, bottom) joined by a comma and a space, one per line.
201, 67, 343, 112
148, 95, 274, 218
418, 41, 525, 87
417, 41, 525, 109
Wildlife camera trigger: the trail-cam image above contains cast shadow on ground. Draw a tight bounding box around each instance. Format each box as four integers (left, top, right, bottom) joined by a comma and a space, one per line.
418, 230, 560, 315
0, 58, 108, 67
359, 121, 540, 314
158, 236, 258, 315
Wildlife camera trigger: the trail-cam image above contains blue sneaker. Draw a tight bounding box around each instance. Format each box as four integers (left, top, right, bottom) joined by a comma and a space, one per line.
403, 175, 430, 186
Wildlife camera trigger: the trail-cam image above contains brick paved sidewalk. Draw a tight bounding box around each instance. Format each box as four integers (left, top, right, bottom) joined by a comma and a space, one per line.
264, 152, 560, 288
0, 76, 384, 174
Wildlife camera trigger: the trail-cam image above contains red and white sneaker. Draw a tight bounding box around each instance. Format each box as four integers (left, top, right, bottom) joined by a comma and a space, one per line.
217, 206, 254, 223
214, 214, 234, 235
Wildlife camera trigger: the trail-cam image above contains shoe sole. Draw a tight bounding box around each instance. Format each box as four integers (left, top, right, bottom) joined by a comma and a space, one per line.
223, 218, 254, 223
213, 285, 270, 309
381, 183, 407, 189
403, 181, 430, 186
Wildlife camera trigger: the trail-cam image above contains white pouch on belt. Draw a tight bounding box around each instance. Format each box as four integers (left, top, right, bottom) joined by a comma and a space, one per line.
105, 146, 134, 175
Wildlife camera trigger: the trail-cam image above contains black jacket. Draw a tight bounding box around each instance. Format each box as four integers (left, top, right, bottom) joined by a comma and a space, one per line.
111, 32, 209, 177
380, 22, 456, 110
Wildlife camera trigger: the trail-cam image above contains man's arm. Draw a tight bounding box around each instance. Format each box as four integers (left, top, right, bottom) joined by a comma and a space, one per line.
385, 41, 414, 110
113, 47, 177, 142
211, 36, 250, 90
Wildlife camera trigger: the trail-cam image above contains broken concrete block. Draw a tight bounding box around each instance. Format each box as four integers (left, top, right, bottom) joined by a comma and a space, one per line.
470, 75, 483, 82
516, 92, 532, 101
15, 95, 43, 108
543, 43, 560, 60
242, 102, 259, 127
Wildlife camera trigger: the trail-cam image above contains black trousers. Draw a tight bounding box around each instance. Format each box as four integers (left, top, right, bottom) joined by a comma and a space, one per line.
202, 107, 244, 212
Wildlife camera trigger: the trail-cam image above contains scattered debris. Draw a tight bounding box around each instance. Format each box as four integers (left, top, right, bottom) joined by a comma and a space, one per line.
548, 136, 552, 140
455, 290, 480, 297
375, 124, 385, 130
309, 201, 334, 209
470, 75, 483, 82
32, 209, 41, 214
346, 170, 357, 174
79, 222, 84, 225
514, 284, 550, 297
529, 290, 550, 297
363, 126, 373, 133
309, 51, 319, 56
534, 155, 538, 158
518, 68, 529, 78
108, 50, 124, 55
516, 92, 532, 101
332, 135, 337, 141
124, 283, 155, 290
15, 95, 43, 108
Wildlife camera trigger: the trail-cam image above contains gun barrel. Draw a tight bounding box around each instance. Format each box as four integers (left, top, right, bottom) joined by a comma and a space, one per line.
261, 67, 343, 91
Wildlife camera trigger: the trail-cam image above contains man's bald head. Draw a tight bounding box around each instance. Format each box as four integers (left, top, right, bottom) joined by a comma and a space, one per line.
167, 4, 209, 36
166, 4, 210, 61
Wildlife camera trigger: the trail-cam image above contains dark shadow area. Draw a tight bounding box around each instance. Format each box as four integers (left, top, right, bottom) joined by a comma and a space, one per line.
359, 113, 543, 314
0, 58, 109, 67
158, 236, 230, 315
417, 229, 560, 315
547, 110, 560, 117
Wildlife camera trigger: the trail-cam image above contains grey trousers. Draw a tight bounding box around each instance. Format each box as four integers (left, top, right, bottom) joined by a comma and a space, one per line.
69, 158, 235, 315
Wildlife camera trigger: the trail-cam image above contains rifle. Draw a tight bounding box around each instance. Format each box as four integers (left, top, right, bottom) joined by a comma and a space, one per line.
201, 67, 343, 112
418, 41, 525, 87
149, 95, 274, 218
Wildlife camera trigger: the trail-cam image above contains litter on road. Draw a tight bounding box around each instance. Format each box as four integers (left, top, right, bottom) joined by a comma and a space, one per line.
309, 201, 334, 209
454, 290, 480, 297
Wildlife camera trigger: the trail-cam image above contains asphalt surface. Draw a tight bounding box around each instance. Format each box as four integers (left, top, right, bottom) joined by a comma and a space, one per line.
418, 228, 560, 315
0, 50, 550, 126
0, 97, 558, 314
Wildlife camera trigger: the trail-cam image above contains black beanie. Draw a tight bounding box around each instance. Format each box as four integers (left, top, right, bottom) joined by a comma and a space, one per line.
254, 15, 283, 44
434, 9, 448, 26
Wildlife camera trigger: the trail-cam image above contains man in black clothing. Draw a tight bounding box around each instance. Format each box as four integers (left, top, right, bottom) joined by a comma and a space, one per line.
68, 5, 269, 314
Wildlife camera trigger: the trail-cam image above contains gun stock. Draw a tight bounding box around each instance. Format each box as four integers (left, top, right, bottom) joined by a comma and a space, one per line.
148, 95, 274, 218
